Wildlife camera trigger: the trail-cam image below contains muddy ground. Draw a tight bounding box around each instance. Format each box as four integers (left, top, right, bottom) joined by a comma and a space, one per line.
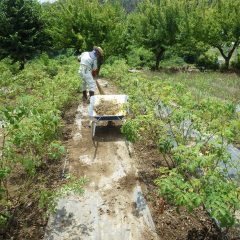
45, 78, 159, 239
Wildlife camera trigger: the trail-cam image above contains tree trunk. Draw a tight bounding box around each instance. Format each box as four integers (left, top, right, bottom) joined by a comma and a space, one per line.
217, 40, 239, 70
224, 57, 230, 70
155, 48, 165, 70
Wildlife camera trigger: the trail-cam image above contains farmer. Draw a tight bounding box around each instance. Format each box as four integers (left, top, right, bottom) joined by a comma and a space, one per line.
78, 46, 104, 101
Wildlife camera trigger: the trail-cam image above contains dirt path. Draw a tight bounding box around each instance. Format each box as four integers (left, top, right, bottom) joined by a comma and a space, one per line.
44, 79, 159, 240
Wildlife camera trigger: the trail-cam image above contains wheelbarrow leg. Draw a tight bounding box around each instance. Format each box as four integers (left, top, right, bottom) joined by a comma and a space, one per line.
91, 121, 97, 143
91, 121, 98, 147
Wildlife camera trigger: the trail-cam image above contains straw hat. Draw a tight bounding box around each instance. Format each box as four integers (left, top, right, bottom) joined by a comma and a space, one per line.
94, 46, 104, 57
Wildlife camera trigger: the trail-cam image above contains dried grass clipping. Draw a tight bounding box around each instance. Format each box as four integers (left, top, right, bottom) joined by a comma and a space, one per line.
94, 99, 124, 116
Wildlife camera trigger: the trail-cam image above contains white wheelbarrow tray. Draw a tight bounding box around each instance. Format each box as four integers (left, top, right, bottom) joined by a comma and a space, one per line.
89, 95, 128, 139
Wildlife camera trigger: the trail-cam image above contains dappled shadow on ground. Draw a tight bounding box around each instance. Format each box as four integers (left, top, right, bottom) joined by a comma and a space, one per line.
187, 227, 222, 240
94, 124, 123, 142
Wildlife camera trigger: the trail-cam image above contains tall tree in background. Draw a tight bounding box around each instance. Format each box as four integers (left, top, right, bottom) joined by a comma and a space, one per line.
174, 0, 209, 63
128, 0, 180, 69
191, 0, 240, 69
0, 0, 49, 69
45, 0, 127, 58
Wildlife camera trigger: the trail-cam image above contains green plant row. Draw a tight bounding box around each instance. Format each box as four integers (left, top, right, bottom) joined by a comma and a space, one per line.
0, 54, 81, 229
101, 60, 240, 232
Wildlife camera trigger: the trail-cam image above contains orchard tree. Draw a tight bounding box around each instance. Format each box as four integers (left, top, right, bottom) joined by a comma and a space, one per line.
101, 2, 129, 58
45, 0, 127, 58
128, 0, 180, 69
192, 0, 240, 69
0, 0, 50, 69
174, 0, 209, 63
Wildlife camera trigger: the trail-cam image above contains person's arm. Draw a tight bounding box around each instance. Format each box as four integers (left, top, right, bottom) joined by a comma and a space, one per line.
92, 59, 98, 77
92, 59, 98, 71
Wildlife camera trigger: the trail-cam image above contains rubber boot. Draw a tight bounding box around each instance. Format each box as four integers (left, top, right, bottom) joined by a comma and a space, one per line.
82, 90, 88, 102
89, 91, 94, 97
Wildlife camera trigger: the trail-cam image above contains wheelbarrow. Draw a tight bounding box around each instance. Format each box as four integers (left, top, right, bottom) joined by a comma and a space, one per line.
88, 95, 128, 141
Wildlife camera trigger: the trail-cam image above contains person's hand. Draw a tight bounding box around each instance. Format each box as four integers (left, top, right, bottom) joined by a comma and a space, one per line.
92, 70, 97, 77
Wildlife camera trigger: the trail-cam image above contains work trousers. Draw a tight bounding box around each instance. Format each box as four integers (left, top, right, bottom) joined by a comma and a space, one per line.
79, 65, 96, 92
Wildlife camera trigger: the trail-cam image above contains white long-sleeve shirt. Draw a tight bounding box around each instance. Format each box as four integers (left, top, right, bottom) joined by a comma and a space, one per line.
78, 52, 98, 71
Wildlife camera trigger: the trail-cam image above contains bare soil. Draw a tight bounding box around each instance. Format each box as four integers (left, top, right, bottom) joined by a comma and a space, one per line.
0, 161, 65, 240
45, 78, 159, 239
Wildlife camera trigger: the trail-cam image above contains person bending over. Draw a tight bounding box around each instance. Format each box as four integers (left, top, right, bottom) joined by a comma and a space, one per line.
78, 46, 104, 101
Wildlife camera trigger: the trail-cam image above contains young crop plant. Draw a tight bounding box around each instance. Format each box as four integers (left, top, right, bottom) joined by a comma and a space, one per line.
39, 176, 88, 217
0, 54, 81, 235
156, 98, 240, 234
102, 60, 240, 237
154, 97, 240, 234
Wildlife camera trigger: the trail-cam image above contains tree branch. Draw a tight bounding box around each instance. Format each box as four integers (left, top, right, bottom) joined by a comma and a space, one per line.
216, 45, 227, 60
227, 39, 240, 59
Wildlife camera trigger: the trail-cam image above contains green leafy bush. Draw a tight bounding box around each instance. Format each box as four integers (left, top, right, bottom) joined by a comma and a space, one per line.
231, 54, 240, 70
47, 141, 65, 161
127, 46, 155, 69
159, 55, 188, 69
196, 51, 219, 70
121, 119, 140, 142
101, 59, 129, 81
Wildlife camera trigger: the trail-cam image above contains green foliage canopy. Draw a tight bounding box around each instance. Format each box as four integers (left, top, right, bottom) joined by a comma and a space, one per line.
128, 0, 180, 69
45, 0, 127, 57
187, 0, 240, 69
0, 0, 50, 69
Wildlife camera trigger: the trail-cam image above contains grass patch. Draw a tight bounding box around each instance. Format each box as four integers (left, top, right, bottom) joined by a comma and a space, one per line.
141, 71, 240, 103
